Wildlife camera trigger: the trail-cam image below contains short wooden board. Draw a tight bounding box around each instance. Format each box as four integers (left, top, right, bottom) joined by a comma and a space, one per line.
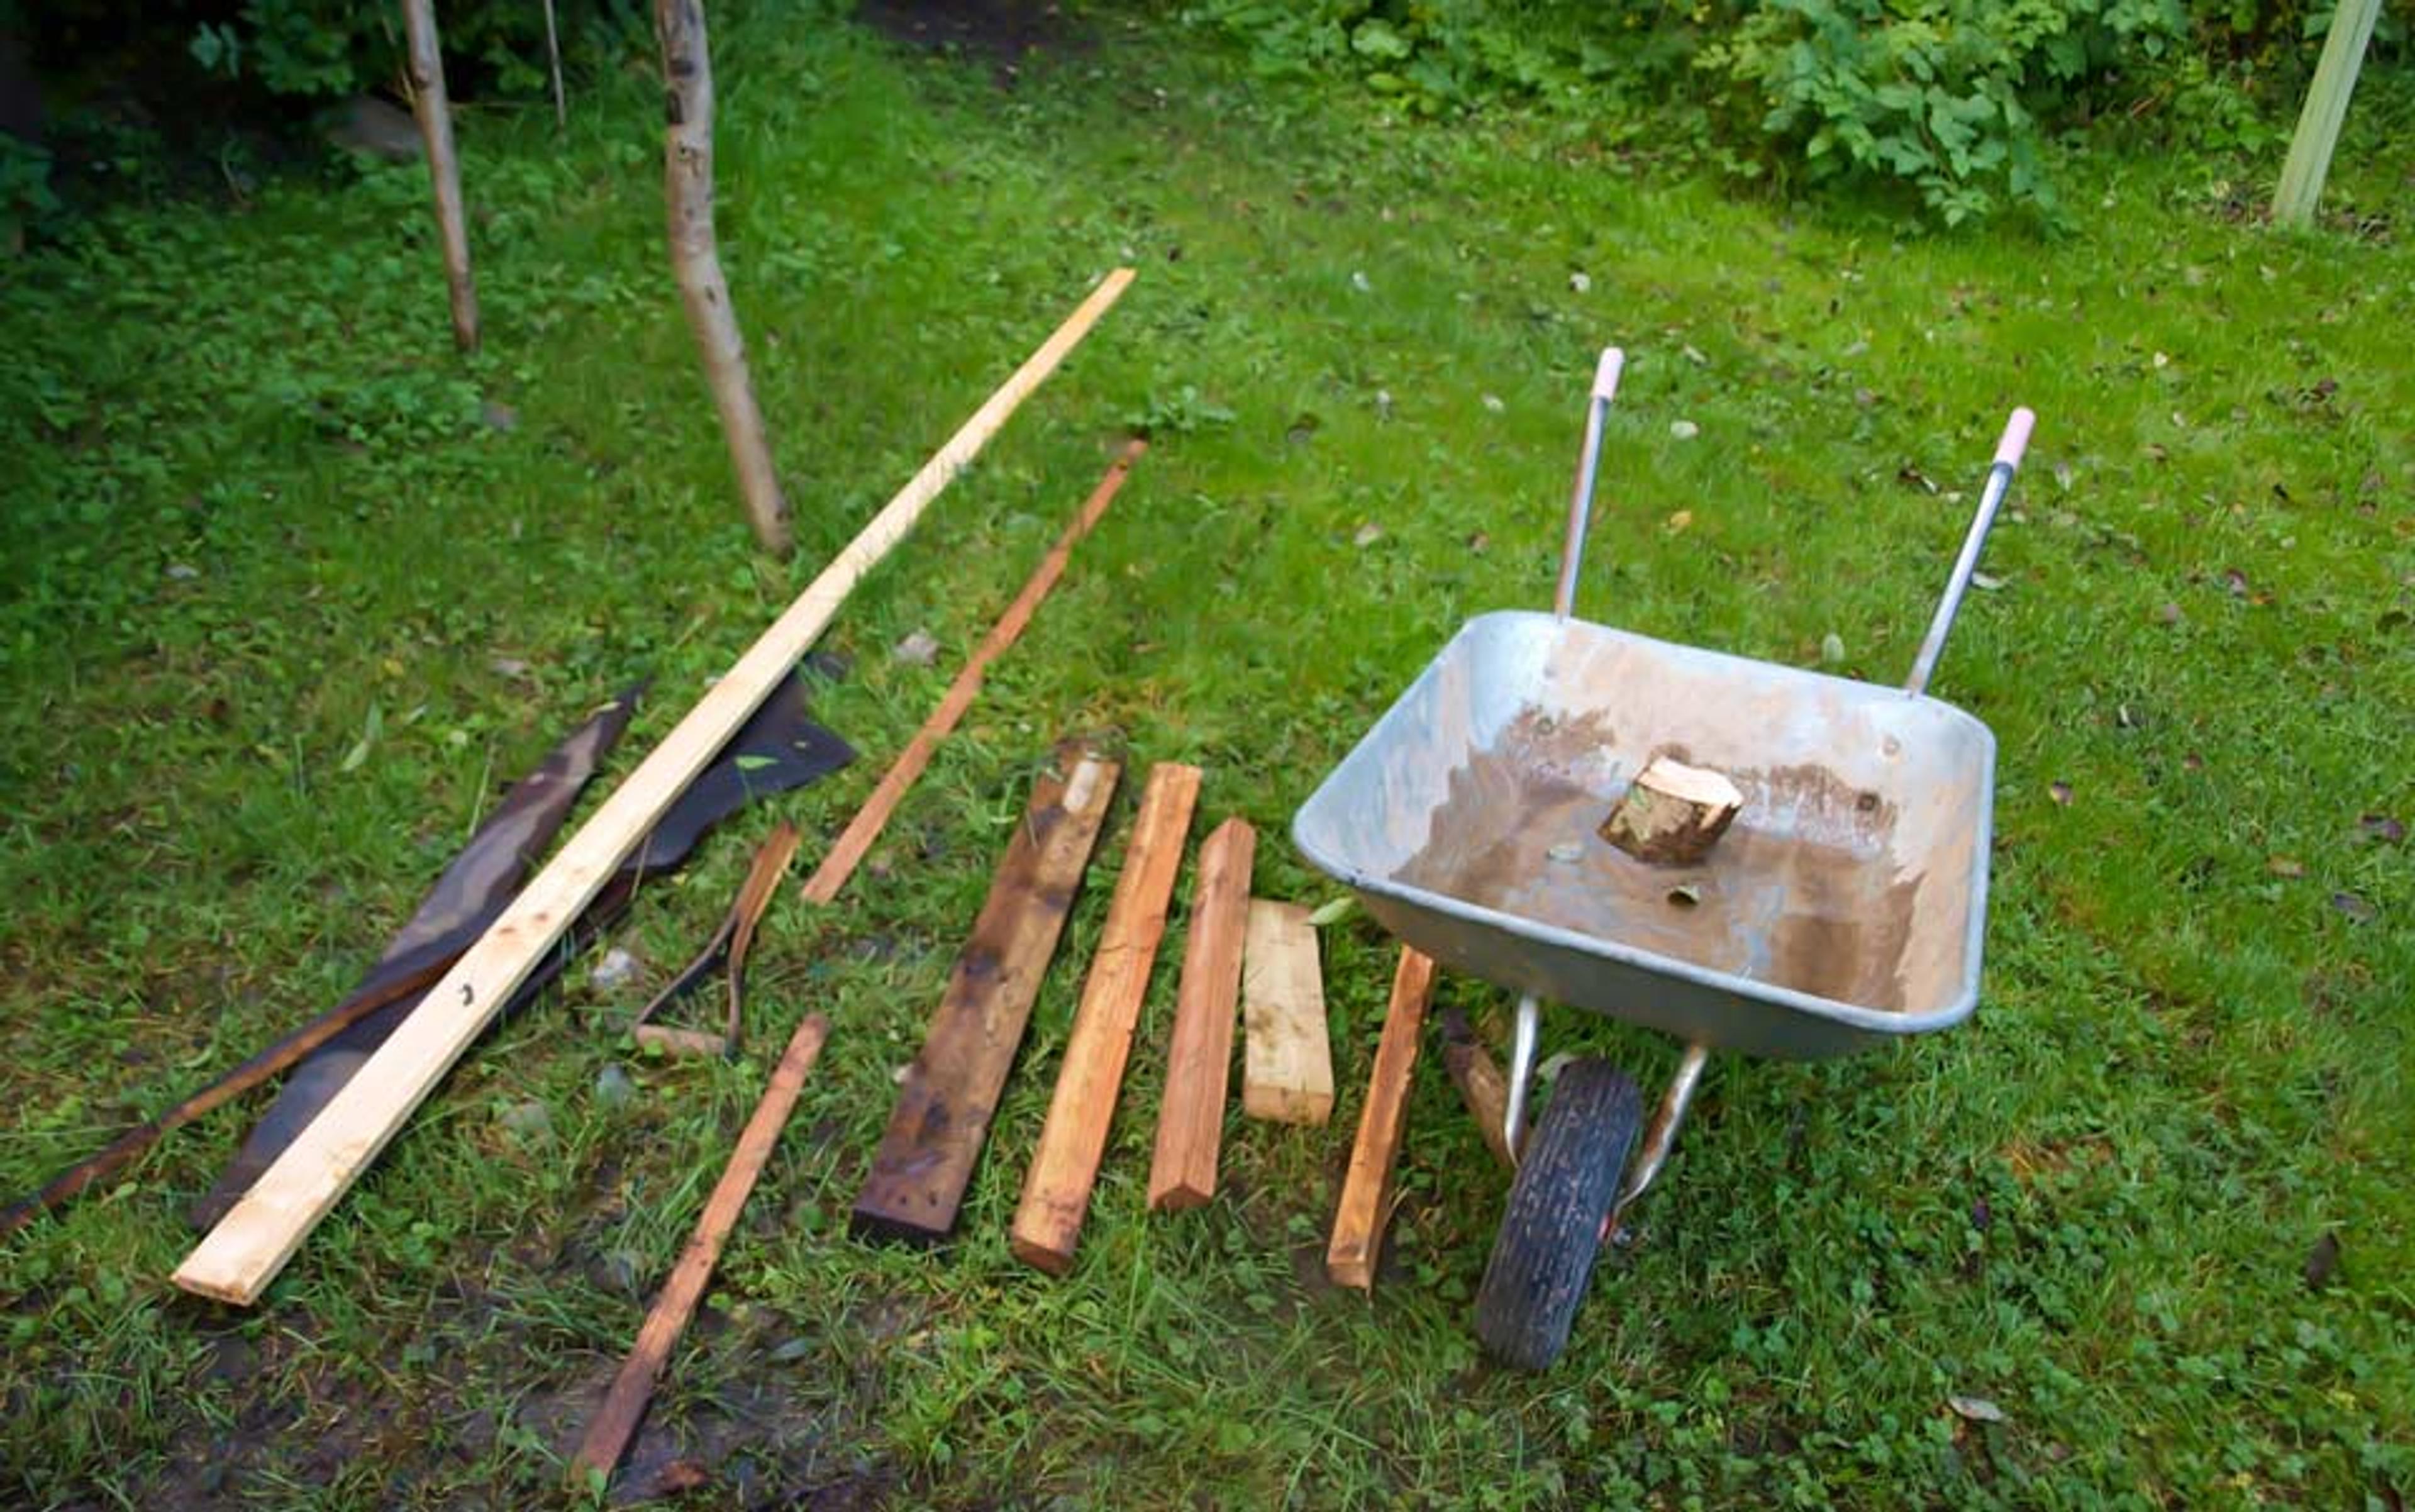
1240, 901, 1332, 1126
1145, 818, 1255, 1211
1326, 948, 1436, 1291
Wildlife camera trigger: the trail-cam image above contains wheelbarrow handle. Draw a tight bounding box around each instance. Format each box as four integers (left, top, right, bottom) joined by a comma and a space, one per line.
1904, 406, 2036, 699
1553, 348, 1625, 620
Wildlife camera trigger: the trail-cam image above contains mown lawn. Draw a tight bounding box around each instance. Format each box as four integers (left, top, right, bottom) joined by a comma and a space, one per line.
3, 8, 2411, 1508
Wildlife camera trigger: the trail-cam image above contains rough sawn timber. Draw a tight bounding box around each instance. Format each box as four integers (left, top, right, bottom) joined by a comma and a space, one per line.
1326, 947, 1437, 1290
170, 269, 1135, 1306
1009, 763, 1201, 1274
852, 753, 1119, 1244
1239, 900, 1333, 1125
1146, 818, 1257, 1211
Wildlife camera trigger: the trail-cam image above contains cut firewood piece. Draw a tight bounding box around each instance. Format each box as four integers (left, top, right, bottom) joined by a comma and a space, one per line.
852, 752, 1120, 1245
1326, 947, 1437, 1291
1599, 755, 1744, 865
1240, 901, 1333, 1126
1436, 1004, 1514, 1170
569, 1011, 830, 1491
171, 271, 1133, 1308
1146, 818, 1257, 1211
1009, 764, 1202, 1276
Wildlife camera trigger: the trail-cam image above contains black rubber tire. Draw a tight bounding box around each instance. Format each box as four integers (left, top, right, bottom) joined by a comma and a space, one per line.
1472, 1057, 1645, 1371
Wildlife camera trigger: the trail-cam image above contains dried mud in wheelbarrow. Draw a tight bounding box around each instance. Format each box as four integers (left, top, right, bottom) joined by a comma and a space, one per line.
1394, 705, 1925, 1011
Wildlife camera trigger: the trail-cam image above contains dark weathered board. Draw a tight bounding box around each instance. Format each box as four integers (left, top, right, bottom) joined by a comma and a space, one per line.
851, 752, 1121, 1244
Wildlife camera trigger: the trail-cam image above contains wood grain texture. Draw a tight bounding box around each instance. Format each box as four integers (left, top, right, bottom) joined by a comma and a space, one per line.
569, 1012, 830, 1488
1326, 948, 1437, 1290
1240, 901, 1333, 1126
852, 754, 1120, 1245
172, 270, 1135, 1306
1009, 764, 1202, 1274
1146, 818, 1257, 1211
799, 440, 1148, 904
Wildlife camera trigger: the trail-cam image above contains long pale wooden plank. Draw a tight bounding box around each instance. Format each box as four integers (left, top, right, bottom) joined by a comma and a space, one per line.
798, 438, 1148, 904
1327, 948, 1436, 1291
852, 753, 1120, 1244
174, 269, 1136, 1305
1009, 764, 1201, 1275
1146, 818, 1257, 1211
1240, 900, 1333, 1126
567, 1011, 830, 1489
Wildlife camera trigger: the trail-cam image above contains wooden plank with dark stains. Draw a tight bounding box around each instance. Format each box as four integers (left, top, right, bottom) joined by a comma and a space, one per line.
852, 751, 1121, 1244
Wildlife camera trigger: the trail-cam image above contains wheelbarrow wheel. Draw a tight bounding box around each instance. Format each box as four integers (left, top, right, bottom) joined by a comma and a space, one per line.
1473, 1057, 1643, 1371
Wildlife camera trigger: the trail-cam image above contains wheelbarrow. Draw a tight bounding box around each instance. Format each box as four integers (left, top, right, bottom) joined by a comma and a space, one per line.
1293, 349, 2034, 1369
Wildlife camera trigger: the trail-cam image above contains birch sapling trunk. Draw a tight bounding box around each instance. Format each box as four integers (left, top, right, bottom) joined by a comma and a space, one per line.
655, 0, 794, 558
401, 0, 479, 352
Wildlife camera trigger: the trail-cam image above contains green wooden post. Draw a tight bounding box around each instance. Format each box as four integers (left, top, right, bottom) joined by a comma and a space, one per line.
2271, 0, 2384, 229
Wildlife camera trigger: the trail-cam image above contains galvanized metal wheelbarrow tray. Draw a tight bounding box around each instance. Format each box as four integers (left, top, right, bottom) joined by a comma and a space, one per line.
1292, 349, 2034, 1367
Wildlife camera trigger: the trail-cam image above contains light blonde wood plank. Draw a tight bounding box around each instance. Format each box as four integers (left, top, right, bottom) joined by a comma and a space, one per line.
1009, 764, 1202, 1275
172, 270, 1136, 1306
1145, 818, 1256, 1211
1240, 901, 1333, 1126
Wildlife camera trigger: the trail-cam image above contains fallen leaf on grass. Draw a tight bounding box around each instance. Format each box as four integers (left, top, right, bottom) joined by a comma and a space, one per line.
1466, 530, 1491, 553
1353, 522, 1385, 547
1948, 1396, 2007, 1425
1970, 571, 2005, 592
2156, 602, 2184, 626
892, 628, 939, 666
2049, 781, 2073, 806
1663, 509, 1693, 534
2357, 813, 2405, 845
340, 703, 382, 774
1821, 632, 1846, 665
2330, 891, 2377, 924
1306, 896, 1356, 928
1670, 419, 1699, 440
2267, 855, 2306, 878
2304, 1231, 2341, 1291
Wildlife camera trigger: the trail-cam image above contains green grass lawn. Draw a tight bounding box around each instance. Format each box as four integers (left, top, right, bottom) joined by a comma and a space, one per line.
4, 9, 2411, 1508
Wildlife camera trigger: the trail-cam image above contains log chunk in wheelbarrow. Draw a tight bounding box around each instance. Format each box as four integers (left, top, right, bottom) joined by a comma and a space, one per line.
1597, 755, 1743, 866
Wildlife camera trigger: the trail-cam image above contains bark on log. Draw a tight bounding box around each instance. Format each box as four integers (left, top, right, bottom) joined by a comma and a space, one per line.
401, 0, 479, 352
655, 0, 794, 557
1599, 755, 1743, 866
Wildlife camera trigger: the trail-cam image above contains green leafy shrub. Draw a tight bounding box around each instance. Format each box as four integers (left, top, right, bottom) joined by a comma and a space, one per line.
1182, 0, 2404, 224
186, 0, 650, 103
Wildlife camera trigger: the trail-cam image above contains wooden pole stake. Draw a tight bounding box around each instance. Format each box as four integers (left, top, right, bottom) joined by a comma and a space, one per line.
1009, 764, 1201, 1274
852, 753, 1120, 1244
1240, 901, 1333, 1126
568, 1011, 830, 1490
2272, 0, 2383, 230
401, 0, 478, 352
1326, 948, 1436, 1291
800, 439, 1148, 904
172, 269, 1133, 1306
656, 0, 791, 556
1146, 818, 1256, 1211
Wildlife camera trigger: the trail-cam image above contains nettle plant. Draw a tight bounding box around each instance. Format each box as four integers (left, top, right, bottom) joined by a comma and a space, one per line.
1699, 0, 2193, 223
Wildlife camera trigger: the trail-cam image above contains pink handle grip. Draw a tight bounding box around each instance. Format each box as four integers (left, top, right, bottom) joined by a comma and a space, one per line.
1594, 347, 1624, 404
1994, 407, 2035, 471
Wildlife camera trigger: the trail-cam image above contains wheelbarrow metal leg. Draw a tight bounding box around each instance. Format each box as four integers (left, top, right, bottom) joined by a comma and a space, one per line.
1614, 1040, 1711, 1220
1504, 994, 1542, 1165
